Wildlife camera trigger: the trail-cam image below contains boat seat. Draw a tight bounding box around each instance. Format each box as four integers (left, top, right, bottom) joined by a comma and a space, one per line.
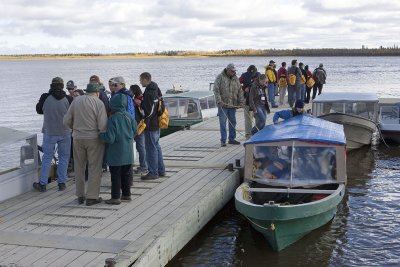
247, 188, 336, 194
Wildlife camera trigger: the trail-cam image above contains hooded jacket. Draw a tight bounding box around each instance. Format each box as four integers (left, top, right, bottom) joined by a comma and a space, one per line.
213, 69, 244, 108
141, 81, 162, 131
100, 94, 137, 166
36, 85, 72, 135
265, 65, 276, 83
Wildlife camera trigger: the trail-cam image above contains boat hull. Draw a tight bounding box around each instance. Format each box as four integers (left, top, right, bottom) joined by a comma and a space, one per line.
380, 129, 400, 143
235, 183, 345, 251
318, 113, 376, 150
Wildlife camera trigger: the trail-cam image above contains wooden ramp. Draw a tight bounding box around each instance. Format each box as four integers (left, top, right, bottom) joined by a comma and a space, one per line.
0, 105, 301, 267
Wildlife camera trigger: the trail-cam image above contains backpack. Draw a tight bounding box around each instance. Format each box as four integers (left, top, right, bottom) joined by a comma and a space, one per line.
278, 76, 288, 87
289, 74, 296, 86
157, 99, 169, 129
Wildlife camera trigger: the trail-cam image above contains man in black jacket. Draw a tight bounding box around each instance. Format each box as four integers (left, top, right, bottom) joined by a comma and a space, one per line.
34, 77, 72, 192
139, 72, 165, 180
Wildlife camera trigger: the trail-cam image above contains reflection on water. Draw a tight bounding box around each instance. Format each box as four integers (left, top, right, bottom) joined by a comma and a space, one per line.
168, 145, 400, 266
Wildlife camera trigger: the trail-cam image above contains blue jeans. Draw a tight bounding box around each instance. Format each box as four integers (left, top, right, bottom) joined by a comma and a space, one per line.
218, 107, 236, 143
251, 106, 267, 135
39, 134, 71, 185
144, 130, 165, 176
268, 83, 276, 107
134, 133, 147, 170
288, 85, 301, 107
300, 84, 306, 102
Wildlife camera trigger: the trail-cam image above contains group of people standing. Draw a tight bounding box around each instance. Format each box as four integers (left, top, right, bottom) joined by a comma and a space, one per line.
34, 73, 165, 206
213, 61, 326, 142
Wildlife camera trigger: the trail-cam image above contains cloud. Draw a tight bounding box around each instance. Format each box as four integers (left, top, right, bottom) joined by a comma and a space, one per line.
0, 0, 399, 54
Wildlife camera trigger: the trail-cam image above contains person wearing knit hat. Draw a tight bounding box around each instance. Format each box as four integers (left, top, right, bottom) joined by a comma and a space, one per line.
272, 99, 305, 124
34, 76, 72, 193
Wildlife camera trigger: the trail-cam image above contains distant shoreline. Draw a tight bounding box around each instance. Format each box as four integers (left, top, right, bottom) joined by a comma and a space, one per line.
1, 48, 400, 60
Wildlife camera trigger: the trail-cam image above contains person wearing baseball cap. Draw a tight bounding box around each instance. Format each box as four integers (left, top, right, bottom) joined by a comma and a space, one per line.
66, 80, 77, 96
63, 83, 108, 206
34, 77, 73, 193
273, 99, 305, 124
213, 63, 244, 146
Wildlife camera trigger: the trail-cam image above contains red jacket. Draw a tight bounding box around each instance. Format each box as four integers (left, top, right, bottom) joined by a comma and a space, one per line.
277, 67, 289, 83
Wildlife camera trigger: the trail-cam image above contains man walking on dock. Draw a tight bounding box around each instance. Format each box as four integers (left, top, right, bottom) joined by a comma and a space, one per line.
34, 77, 72, 192
213, 63, 244, 147
312, 63, 327, 100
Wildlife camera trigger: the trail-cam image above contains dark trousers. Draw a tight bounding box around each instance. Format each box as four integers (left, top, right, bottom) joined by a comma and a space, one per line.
312, 83, 324, 99
305, 86, 312, 103
109, 164, 132, 199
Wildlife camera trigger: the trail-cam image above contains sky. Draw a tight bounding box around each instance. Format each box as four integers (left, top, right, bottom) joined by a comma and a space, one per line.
0, 0, 399, 55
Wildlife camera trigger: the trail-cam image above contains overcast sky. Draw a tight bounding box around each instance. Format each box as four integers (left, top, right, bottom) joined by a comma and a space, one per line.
1, 0, 399, 54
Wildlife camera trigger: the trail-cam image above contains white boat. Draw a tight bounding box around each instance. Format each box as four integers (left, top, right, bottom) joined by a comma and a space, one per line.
378, 98, 400, 143
161, 91, 218, 136
312, 92, 378, 150
0, 127, 39, 202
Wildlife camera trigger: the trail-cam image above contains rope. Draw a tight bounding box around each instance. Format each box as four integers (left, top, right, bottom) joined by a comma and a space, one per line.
376, 124, 390, 148
219, 103, 259, 135
240, 183, 252, 201
240, 213, 276, 231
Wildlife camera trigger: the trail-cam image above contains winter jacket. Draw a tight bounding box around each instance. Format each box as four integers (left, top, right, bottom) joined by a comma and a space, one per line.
249, 81, 271, 113
239, 71, 259, 106
141, 81, 162, 131
213, 69, 244, 108
277, 67, 289, 85
113, 88, 135, 119
273, 109, 305, 124
99, 86, 110, 114
313, 67, 327, 84
100, 94, 137, 166
265, 65, 276, 83
36, 87, 72, 136
63, 94, 108, 139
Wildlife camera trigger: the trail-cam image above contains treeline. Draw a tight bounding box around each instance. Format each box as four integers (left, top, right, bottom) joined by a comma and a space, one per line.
2, 48, 400, 58
154, 48, 400, 57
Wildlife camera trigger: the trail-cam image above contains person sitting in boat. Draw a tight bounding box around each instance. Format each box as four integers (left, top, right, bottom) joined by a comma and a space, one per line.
253, 146, 291, 180
273, 99, 305, 124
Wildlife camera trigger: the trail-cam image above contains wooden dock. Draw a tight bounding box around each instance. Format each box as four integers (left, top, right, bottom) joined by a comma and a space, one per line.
0, 105, 298, 266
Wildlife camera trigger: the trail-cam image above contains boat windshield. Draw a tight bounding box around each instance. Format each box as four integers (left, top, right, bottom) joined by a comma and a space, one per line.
252, 144, 337, 186
314, 102, 377, 121
379, 106, 400, 125
163, 98, 201, 119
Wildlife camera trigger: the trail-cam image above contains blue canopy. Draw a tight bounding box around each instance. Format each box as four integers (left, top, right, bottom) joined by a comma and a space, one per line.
245, 115, 346, 145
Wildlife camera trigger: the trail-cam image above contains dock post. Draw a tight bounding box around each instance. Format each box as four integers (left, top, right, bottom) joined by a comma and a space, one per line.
104, 258, 116, 267
228, 163, 234, 171
235, 159, 241, 167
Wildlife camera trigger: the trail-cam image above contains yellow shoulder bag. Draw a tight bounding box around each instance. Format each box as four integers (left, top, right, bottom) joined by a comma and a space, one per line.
158, 99, 169, 129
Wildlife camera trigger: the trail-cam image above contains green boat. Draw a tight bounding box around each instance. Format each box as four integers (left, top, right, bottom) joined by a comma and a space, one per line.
161, 91, 218, 137
235, 115, 347, 251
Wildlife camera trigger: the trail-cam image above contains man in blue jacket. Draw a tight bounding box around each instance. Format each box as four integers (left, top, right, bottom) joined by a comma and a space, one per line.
273, 99, 305, 124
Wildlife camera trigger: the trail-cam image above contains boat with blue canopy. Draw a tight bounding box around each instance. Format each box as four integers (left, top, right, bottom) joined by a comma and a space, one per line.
235, 115, 347, 251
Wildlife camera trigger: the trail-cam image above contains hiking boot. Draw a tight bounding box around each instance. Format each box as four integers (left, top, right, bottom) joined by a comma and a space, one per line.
141, 173, 158, 180
33, 182, 46, 192
228, 140, 241, 145
159, 172, 166, 177
121, 195, 132, 201
86, 197, 102, 206
58, 183, 66, 191
221, 142, 227, 147
105, 198, 121, 205
77, 197, 86, 204
134, 167, 148, 174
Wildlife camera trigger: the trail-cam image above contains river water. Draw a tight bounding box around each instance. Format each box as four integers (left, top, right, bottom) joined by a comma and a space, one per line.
0, 56, 400, 266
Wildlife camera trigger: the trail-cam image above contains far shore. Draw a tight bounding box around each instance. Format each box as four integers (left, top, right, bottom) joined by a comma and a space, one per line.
1, 48, 400, 60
